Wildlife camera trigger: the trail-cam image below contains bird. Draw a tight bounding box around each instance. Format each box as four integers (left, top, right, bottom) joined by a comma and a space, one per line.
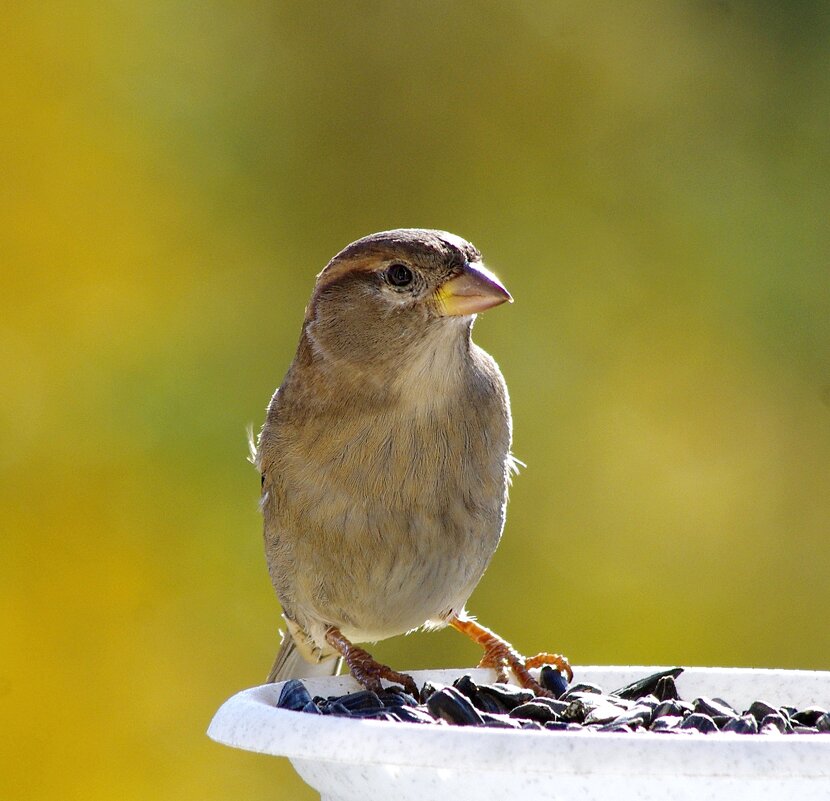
254, 228, 571, 696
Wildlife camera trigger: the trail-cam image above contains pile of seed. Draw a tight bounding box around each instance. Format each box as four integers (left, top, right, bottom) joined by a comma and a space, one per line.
275, 667, 830, 735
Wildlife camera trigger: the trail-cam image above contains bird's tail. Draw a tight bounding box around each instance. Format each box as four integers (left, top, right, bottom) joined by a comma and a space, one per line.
266, 629, 342, 683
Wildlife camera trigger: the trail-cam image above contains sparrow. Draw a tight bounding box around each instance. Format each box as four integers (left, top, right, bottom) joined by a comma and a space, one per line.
254, 229, 571, 695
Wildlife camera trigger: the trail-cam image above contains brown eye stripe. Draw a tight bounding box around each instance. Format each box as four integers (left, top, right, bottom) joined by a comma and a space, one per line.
314, 254, 384, 291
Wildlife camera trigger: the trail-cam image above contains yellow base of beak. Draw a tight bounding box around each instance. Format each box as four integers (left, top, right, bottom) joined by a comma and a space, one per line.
434, 262, 512, 316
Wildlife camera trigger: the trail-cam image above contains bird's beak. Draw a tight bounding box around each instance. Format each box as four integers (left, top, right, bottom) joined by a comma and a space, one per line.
434, 262, 512, 316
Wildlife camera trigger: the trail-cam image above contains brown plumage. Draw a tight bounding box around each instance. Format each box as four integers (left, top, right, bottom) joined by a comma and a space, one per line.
256, 229, 570, 693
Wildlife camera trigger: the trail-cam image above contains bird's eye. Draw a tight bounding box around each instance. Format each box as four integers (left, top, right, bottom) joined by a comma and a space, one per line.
386, 263, 414, 287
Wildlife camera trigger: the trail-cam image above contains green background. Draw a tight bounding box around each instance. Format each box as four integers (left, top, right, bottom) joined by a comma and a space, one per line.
2, 2, 828, 799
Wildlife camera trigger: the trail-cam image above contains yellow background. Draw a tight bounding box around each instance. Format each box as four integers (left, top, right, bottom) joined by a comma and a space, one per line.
2, 3, 828, 799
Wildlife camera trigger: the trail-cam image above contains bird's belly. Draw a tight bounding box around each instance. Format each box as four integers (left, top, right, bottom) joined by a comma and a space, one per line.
295, 494, 501, 641
270, 446, 505, 642
265, 404, 509, 646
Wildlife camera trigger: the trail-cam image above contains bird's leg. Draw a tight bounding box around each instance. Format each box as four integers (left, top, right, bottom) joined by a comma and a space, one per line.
449, 614, 572, 697
324, 627, 418, 696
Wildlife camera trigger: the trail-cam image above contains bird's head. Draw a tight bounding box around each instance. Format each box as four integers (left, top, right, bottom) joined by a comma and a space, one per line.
302, 229, 511, 371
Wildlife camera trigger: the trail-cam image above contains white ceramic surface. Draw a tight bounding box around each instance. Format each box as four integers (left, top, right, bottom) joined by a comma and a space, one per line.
208, 666, 830, 801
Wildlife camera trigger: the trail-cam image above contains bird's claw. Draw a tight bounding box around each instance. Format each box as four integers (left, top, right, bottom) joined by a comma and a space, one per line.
478, 644, 572, 696
451, 615, 572, 697
325, 626, 418, 696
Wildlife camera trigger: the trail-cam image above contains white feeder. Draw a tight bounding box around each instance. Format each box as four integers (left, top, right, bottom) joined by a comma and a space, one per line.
208, 666, 830, 801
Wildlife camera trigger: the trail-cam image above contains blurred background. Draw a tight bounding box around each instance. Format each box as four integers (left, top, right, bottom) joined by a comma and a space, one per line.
2, 1, 829, 799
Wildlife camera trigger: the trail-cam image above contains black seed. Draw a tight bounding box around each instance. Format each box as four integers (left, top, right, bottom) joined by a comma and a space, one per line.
544, 720, 574, 731
562, 693, 626, 722
651, 715, 683, 732
356, 706, 392, 718
419, 682, 442, 704
746, 700, 778, 722
561, 699, 590, 723
636, 694, 660, 710
347, 707, 398, 719
475, 682, 534, 711
452, 674, 478, 700
614, 706, 652, 728
480, 712, 522, 729
377, 687, 419, 708
325, 702, 352, 717
680, 713, 719, 733
426, 686, 484, 726
331, 690, 383, 711
760, 712, 793, 734
653, 699, 684, 718
292, 670, 827, 739
584, 702, 631, 725
386, 706, 437, 724
791, 707, 828, 727
561, 682, 603, 699
453, 676, 511, 714
612, 714, 647, 730
654, 676, 680, 701
539, 665, 569, 698
611, 668, 684, 701
597, 722, 634, 733
276, 679, 313, 711
712, 715, 734, 728
526, 697, 569, 716
694, 696, 738, 720
509, 701, 561, 724
722, 715, 758, 734
475, 693, 509, 714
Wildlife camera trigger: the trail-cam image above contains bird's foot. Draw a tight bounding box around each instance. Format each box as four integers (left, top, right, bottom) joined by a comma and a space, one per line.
324, 627, 418, 696
449, 615, 572, 697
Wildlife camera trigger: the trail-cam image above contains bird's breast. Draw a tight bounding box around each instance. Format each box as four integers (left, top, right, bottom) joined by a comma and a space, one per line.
265, 392, 509, 639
